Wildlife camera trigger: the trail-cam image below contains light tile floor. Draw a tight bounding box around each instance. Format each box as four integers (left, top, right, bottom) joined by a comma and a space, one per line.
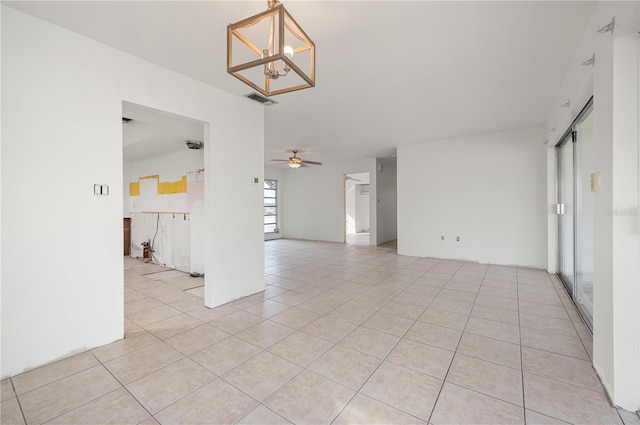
2, 239, 639, 424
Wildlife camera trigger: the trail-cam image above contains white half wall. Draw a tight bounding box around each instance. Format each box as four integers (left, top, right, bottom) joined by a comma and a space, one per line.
282, 158, 377, 244
1, 7, 264, 377
398, 127, 547, 268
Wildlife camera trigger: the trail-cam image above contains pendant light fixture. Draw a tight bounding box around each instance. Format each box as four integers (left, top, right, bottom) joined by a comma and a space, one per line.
227, 0, 315, 96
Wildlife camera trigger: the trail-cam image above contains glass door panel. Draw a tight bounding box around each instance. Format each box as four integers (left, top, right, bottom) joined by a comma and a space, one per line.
575, 106, 594, 328
558, 136, 574, 295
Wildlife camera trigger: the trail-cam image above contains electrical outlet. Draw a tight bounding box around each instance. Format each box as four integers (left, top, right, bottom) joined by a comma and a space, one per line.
441, 236, 445, 240
456, 236, 460, 242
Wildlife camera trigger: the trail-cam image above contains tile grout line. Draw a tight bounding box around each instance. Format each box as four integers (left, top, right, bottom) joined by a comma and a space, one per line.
9, 378, 28, 425
516, 267, 527, 425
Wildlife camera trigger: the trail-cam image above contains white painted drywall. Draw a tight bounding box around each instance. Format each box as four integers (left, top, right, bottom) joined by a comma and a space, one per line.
130, 212, 191, 272
126, 147, 204, 215
398, 127, 547, 268
282, 158, 377, 244
546, 1, 640, 411
1, 7, 264, 377
376, 157, 398, 245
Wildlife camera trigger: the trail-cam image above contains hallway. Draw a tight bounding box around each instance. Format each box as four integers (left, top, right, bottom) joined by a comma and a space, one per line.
1, 239, 636, 424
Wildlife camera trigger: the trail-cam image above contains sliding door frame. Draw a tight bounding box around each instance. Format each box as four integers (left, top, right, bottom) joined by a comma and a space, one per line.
555, 97, 594, 330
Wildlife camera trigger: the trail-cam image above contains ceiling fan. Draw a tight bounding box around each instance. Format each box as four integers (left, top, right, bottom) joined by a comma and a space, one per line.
271, 150, 322, 169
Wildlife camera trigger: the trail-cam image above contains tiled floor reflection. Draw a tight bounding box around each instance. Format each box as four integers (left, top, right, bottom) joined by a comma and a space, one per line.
2, 239, 638, 425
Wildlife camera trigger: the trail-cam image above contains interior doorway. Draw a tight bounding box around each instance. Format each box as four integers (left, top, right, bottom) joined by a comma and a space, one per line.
121, 101, 209, 326
344, 172, 371, 245
122, 101, 205, 274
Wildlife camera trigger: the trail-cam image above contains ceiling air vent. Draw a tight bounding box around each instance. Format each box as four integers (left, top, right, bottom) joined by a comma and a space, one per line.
244, 92, 278, 106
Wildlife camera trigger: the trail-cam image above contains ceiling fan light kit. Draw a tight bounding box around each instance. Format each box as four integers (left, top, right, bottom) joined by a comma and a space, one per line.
271, 150, 322, 168
227, 0, 315, 96
288, 155, 302, 168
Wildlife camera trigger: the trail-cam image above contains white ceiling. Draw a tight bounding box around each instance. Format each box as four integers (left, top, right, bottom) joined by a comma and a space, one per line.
5, 1, 595, 164
122, 102, 204, 161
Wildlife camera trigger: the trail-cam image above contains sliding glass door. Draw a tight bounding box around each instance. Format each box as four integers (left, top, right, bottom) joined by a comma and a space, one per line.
574, 105, 594, 326
556, 100, 594, 329
558, 134, 575, 295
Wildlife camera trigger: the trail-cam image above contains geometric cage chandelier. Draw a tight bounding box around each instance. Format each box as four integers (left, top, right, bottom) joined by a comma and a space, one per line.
227, 0, 315, 96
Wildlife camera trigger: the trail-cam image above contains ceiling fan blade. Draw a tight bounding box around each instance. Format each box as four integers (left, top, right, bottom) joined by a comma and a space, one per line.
303, 160, 323, 165
270, 159, 289, 162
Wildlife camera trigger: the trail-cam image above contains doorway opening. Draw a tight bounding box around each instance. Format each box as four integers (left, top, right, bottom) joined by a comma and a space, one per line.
122, 101, 206, 273
344, 172, 371, 245
122, 101, 208, 310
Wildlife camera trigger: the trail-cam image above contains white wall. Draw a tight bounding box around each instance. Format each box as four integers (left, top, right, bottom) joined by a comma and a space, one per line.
398, 127, 547, 268
376, 157, 398, 245
125, 147, 204, 215
545, 1, 640, 411
282, 158, 377, 244
1, 7, 264, 377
